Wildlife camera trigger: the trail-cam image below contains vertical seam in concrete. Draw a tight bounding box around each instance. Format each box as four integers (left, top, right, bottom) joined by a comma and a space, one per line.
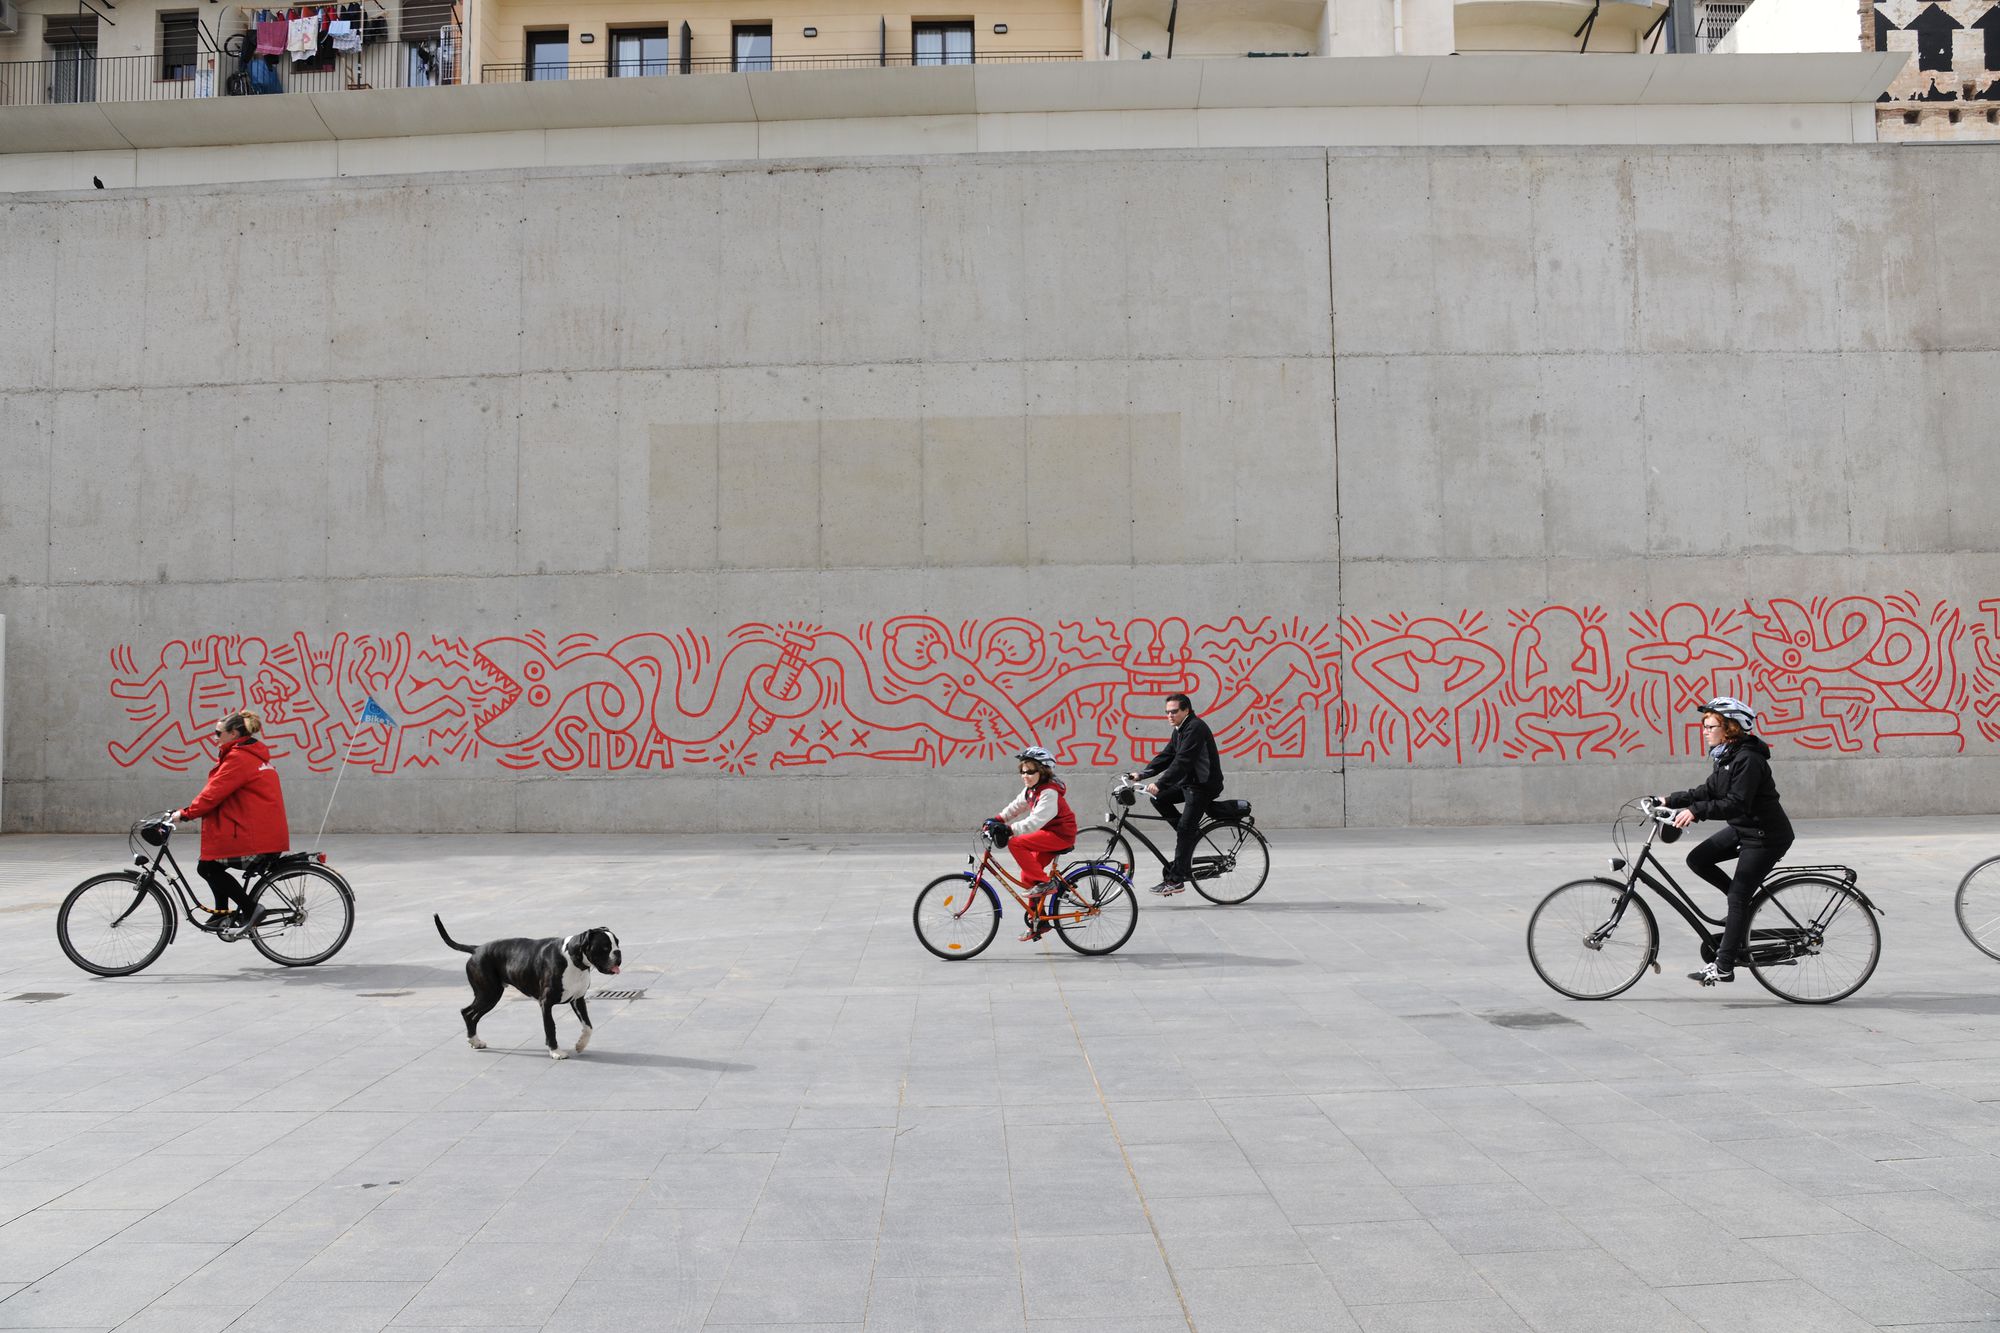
1323, 149, 1346, 831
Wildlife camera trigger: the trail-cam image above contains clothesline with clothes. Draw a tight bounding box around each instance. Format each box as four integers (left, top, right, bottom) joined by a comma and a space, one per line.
246, 3, 384, 63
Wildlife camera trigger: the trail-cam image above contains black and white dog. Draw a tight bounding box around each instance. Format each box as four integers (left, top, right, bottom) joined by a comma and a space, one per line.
434, 916, 623, 1060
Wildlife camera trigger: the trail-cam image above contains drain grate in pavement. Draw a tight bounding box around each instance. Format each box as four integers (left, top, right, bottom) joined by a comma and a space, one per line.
358, 991, 414, 998
1482, 1009, 1581, 1029
592, 988, 649, 1000
7, 993, 67, 1004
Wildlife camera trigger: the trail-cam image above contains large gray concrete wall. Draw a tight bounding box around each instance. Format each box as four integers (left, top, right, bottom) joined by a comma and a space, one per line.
1, 143, 1995, 832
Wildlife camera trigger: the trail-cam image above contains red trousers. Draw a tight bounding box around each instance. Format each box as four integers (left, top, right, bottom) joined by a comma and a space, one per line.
1007, 828, 1071, 886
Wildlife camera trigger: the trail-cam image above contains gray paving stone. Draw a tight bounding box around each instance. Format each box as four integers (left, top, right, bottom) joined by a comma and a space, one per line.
1300, 1220, 1494, 1306
1660, 1278, 1878, 1333
1748, 1229, 2000, 1325
1352, 1298, 1534, 1333
704, 1239, 874, 1324
1177, 1263, 1359, 1332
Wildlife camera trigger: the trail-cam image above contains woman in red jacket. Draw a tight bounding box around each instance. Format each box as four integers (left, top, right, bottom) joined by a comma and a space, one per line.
171, 708, 291, 929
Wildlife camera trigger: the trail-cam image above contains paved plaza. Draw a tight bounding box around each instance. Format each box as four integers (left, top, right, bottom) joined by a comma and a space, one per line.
3, 816, 2000, 1331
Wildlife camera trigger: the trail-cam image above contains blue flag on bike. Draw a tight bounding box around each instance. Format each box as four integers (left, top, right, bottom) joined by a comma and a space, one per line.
359, 696, 397, 729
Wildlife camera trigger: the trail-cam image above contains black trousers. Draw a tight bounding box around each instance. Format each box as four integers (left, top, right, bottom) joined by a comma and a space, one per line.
1151, 783, 1222, 884
197, 859, 253, 914
1685, 826, 1792, 970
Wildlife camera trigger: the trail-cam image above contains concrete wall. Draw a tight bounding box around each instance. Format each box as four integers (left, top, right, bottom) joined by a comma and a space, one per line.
2, 142, 1997, 832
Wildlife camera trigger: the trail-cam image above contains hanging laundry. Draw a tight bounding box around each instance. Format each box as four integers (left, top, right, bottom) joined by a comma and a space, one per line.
288, 14, 319, 60
329, 18, 360, 51
255, 17, 287, 54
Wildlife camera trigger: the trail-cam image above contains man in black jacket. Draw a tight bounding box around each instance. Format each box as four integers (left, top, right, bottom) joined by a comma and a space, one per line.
1129, 692, 1224, 896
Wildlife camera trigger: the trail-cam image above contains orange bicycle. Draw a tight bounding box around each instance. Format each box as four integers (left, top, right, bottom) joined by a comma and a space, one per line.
913, 827, 1137, 960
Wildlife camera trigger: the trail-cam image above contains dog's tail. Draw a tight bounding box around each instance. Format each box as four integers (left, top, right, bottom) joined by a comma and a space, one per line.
434, 915, 475, 954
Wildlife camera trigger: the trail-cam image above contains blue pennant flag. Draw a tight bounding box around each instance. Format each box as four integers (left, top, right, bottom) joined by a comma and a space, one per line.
359, 696, 397, 729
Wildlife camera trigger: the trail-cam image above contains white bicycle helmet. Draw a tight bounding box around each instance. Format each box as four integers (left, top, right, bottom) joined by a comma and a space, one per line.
1694, 696, 1758, 733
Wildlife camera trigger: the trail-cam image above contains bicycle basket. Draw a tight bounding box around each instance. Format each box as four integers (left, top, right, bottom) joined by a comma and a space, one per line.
129, 815, 173, 854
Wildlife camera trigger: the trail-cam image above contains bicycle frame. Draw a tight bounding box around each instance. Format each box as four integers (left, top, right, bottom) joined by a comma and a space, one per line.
121, 826, 333, 937
1088, 788, 1246, 883
123, 839, 222, 933
968, 841, 1104, 928
1602, 810, 1876, 965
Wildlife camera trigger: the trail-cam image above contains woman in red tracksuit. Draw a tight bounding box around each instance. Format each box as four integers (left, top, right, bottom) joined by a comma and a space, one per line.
171, 708, 291, 929
991, 746, 1077, 942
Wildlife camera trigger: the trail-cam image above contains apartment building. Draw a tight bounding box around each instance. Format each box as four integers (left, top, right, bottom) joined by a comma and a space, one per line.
0, 0, 1715, 109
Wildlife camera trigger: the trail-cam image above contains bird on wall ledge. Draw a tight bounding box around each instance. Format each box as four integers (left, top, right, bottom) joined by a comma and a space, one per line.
92, 176, 104, 189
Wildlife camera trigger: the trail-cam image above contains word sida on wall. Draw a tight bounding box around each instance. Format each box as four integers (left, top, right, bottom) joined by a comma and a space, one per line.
105, 595, 2000, 776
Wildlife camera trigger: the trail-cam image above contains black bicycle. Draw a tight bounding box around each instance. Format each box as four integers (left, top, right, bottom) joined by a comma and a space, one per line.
57, 814, 356, 977
1064, 777, 1269, 905
1526, 798, 1882, 1005
1955, 854, 2000, 960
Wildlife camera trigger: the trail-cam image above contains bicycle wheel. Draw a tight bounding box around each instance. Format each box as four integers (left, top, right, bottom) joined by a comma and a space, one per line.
1191, 821, 1270, 905
1954, 855, 2000, 961
913, 873, 1000, 960
58, 872, 174, 977
248, 865, 355, 967
1052, 867, 1138, 956
1067, 825, 1136, 880
1526, 878, 1657, 1000
1745, 876, 1880, 1004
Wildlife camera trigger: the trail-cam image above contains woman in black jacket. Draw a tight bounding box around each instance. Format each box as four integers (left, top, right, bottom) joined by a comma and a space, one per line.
1661, 697, 1794, 987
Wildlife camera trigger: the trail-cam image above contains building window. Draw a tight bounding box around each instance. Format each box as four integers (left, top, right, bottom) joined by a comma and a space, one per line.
913, 20, 973, 65
44, 15, 99, 103
160, 10, 200, 81
611, 27, 670, 76
732, 23, 771, 71
527, 29, 569, 80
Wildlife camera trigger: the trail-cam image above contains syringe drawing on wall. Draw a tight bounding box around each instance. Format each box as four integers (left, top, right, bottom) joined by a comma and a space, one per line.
105, 596, 2000, 775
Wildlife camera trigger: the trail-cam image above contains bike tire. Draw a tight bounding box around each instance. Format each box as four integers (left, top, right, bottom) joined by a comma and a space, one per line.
1067, 825, 1136, 881
913, 872, 1000, 961
1745, 876, 1879, 1004
1191, 820, 1270, 905
1954, 854, 2000, 962
1052, 867, 1138, 956
248, 865, 356, 967
58, 872, 174, 977
1526, 877, 1657, 1000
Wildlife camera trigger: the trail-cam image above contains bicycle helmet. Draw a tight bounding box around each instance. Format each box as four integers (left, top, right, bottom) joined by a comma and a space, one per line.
1692, 696, 1758, 733
1015, 746, 1057, 770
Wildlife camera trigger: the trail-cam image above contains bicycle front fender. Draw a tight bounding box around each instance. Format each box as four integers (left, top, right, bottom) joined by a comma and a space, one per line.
1590, 876, 1662, 966
113, 871, 180, 946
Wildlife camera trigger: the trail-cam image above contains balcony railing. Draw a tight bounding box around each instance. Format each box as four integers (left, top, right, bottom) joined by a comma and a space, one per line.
480, 51, 1083, 82
0, 42, 457, 108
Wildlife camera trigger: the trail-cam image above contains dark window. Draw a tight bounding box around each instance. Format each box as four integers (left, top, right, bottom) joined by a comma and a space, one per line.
912, 20, 973, 65
732, 23, 771, 71
161, 11, 200, 81
1919, 28, 1953, 71
527, 29, 569, 79
611, 26, 670, 76
44, 15, 99, 102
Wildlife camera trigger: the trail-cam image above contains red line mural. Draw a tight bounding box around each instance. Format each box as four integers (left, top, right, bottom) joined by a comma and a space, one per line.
104, 595, 2000, 774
